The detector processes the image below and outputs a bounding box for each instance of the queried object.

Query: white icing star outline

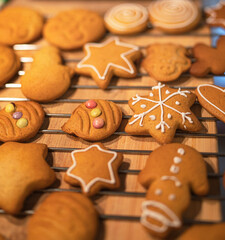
[67,144,117,193]
[77,37,139,80]
[129,83,193,133]
[205,1,225,25]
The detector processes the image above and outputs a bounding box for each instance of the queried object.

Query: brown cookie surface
[21,46,75,102]
[27,192,99,240]
[125,83,201,144]
[64,143,123,196]
[62,99,122,141]
[0,101,45,142]
[43,9,106,50]
[142,44,191,82]
[0,142,55,214]
[190,36,225,77]
[0,7,43,45]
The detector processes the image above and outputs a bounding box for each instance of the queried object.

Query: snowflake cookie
[125,83,202,144]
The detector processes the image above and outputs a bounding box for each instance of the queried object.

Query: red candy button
[93,117,105,129]
[85,100,97,109]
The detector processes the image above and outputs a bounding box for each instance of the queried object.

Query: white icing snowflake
[129,83,194,133]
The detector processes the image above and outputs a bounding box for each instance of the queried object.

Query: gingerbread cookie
[190,36,225,77]
[139,143,209,238]
[65,143,123,196]
[104,3,148,35]
[0,45,20,87]
[0,101,44,142]
[0,142,55,214]
[0,7,43,45]
[75,37,141,89]
[142,44,191,82]
[148,0,201,33]
[205,2,225,29]
[125,83,201,144]
[178,223,225,240]
[27,192,98,240]
[196,84,225,123]
[62,99,122,141]
[21,46,75,102]
[43,9,106,50]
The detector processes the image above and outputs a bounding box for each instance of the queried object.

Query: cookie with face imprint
[139,143,209,238]
[21,46,75,102]
[0,101,45,142]
[62,99,122,141]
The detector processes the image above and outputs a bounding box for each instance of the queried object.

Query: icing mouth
[141,200,181,233]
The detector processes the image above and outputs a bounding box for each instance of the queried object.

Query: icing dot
[155,189,162,195]
[173,156,182,164]
[13,111,23,119]
[177,148,185,155]
[184,125,187,129]
[170,165,179,174]
[141,104,146,109]
[149,115,156,121]
[91,108,102,118]
[85,100,97,109]
[16,118,28,128]
[175,182,182,187]
[5,103,15,113]
[166,90,170,94]
[175,101,180,105]
[168,194,176,201]
[149,93,154,97]
[93,117,104,129]
[167,113,172,119]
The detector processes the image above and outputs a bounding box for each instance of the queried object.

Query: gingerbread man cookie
[62,99,122,141]
[0,101,44,142]
[0,45,20,87]
[190,36,225,77]
[21,46,75,102]
[0,142,55,214]
[75,37,142,89]
[139,143,209,238]
[142,43,191,82]
[104,3,148,35]
[125,83,201,144]
[43,9,106,50]
[65,143,123,196]
[0,7,43,45]
[205,1,225,29]
[27,192,99,240]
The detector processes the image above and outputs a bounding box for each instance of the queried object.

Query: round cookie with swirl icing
[62,99,122,141]
[148,0,201,34]
[104,3,149,35]
[0,101,45,142]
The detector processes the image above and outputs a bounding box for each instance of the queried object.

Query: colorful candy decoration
[16,118,28,128]
[93,117,105,129]
[5,103,15,113]
[85,100,97,109]
[90,108,102,118]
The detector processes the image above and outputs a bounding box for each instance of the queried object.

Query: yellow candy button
[16,118,28,128]
[5,103,15,113]
[90,108,102,118]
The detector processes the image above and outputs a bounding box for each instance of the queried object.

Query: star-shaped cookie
[64,143,123,196]
[205,2,225,28]
[125,83,202,144]
[190,36,225,77]
[75,37,141,89]
[0,142,56,214]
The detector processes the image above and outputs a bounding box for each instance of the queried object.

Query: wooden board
[0,0,222,240]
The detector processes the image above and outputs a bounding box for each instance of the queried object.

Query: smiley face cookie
[125,83,201,144]
[62,99,122,141]
[43,9,106,50]
[27,192,98,240]
[139,143,209,238]
[0,45,20,87]
[75,37,142,89]
[0,142,55,214]
[21,46,75,102]
[0,101,45,142]
[65,143,123,196]
[104,3,148,35]
[142,44,191,82]
[0,7,43,45]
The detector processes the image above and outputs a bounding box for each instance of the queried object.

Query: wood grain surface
[0,0,222,240]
